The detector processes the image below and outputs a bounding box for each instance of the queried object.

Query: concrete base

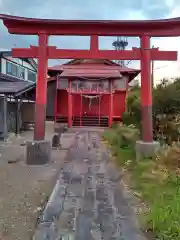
[26,140,52,165]
[52,133,60,148]
[136,140,160,160]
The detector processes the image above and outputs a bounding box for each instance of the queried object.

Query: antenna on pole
[112,37,128,66]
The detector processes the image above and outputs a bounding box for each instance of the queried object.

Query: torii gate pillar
[136,35,160,159]
[26,33,52,165]
[141,35,153,142]
[34,33,48,141]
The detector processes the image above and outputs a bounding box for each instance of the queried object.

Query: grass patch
[104,125,180,240]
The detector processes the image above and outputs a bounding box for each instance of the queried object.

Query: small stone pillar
[136,140,160,160]
[52,133,60,148]
[26,140,51,165]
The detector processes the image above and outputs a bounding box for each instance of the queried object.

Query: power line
[153,60,180,71]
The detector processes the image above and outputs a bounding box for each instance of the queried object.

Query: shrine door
[82,95,101,116]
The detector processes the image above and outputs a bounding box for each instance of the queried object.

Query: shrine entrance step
[72,116,109,127]
[56,116,68,123]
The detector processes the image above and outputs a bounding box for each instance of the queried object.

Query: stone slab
[52,133,60,148]
[26,140,52,165]
[136,140,160,160]
[33,131,147,240]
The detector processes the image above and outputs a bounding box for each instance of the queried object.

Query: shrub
[156,142,180,170]
[125,78,180,144]
[116,125,140,148]
[122,112,132,126]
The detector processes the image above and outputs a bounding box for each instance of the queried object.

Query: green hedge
[123,78,180,144]
[104,125,180,240]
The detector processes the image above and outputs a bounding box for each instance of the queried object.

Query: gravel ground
[0,122,74,240]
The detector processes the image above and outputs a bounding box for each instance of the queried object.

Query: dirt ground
[0,122,71,240]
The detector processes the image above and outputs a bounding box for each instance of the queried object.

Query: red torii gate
[0,15,179,145]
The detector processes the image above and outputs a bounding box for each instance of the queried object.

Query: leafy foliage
[123,78,180,144]
[104,125,180,240]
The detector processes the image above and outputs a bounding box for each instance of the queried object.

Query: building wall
[50,76,129,119]
[1,57,37,82]
[46,81,56,118]
[7,102,19,133]
[0,97,7,139]
[56,90,68,116]
[6,102,35,133]
[56,94,111,117]
[55,89,127,118]
[21,102,35,123]
[56,92,126,118]
[113,91,126,118]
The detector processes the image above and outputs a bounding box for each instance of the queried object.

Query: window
[28,70,36,82]
[17,67,25,79]
[6,61,25,79]
[7,62,12,75]
[7,61,17,76]
[58,79,68,89]
[113,77,127,90]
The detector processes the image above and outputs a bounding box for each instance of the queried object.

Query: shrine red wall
[100,95,110,116]
[56,90,126,118]
[72,95,81,116]
[56,90,68,116]
[71,95,110,116]
[113,91,126,118]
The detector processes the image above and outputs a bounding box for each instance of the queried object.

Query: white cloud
[151,37,180,83]
[123,10,147,20]
[165,0,175,9]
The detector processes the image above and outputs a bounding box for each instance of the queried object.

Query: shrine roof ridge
[1,14,180,37]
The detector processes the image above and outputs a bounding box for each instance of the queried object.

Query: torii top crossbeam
[1,14,180,36]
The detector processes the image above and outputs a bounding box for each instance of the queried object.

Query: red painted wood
[98,97,100,127]
[49,48,140,60]
[12,46,38,58]
[12,47,177,61]
[4,13,178,138]
[141,36,152,107]
[72,95,81,116]
[113,92,126,117]
[54,75,58,123]
[125,77,129,112]
[70,94,111,117]
[34,33,48,141]
[56,90,68,116]
[50,61,141,82]
[109,81,113,127]
[141,35,153,142]
[82,97,99,116]
[7,26,180,37]
[68,80,72,127]
[80,94,82,127]
[60,68,122,78]
[90,35,98,50]
[2,14,180,37]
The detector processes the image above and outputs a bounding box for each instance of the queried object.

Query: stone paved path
[34,130,146,240]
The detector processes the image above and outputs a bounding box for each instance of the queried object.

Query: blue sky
[0,0,180,82]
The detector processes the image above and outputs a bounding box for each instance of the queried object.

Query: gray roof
[0,79,35,96]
